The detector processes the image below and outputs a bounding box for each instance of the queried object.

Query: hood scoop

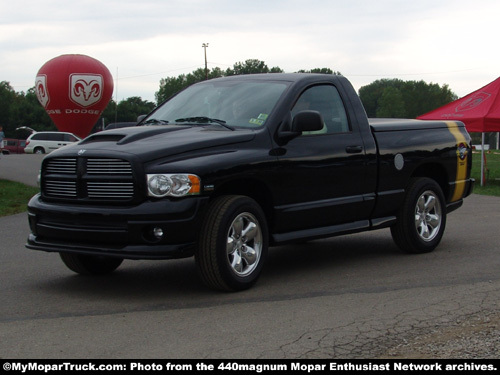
[80,126,189,145]
[117,126,189,145]
[80,134,125,144]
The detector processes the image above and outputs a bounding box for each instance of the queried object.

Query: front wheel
[195,195,268,291]
[60,253,123,275]
[391,178,447,254]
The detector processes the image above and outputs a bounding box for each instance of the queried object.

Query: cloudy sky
[2,0,500,104]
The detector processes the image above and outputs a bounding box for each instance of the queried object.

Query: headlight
[147,174,201,198]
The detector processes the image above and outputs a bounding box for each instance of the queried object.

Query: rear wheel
[391,178,446,254]
[34,147,45,154]
[195,195,268,291]
[60,253,123,275]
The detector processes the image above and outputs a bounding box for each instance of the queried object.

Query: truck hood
[55,125,256,160]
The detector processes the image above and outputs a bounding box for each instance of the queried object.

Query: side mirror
[137,114,147,123]
[291,110,324,132]
[277,110,324,144]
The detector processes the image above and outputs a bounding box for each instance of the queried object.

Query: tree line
[358,78,457,119]
[154,59,341,103]
[0,59,456,139]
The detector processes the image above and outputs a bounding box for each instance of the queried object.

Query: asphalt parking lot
[0,153,43,187]
[0,153,499,358]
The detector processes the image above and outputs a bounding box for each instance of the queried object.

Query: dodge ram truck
[26,73,474,291]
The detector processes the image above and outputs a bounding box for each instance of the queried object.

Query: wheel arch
[211,178,275,229]
[34,146,46,154]
[410,162,449,200]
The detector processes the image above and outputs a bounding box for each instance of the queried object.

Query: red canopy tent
[418,77,500,185]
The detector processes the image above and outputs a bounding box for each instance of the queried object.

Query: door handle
[345,145,363,154]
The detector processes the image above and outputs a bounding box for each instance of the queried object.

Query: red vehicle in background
[2,138,27,154]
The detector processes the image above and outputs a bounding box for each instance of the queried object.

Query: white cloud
[2,0,500,102]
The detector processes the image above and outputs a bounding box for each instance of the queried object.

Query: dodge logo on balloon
[36,54,114,138]
[70,74,103,107]
[36,74,50,108]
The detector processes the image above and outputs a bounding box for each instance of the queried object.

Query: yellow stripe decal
[446,121,468,202]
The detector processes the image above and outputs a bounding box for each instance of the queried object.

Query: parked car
[2,138,27,154]
[24,131,81,154]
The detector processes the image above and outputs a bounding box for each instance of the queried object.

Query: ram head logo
[455,92,491,112]
[70,74,103,107]
[35,74,50,108]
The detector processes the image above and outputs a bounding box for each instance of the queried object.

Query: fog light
[153,227,164,239]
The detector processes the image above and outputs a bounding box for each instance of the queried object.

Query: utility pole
[202,43,209,80]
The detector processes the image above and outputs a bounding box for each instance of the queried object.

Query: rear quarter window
[64,134,78,142]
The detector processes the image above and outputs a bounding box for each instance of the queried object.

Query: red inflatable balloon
[35,54,114,138]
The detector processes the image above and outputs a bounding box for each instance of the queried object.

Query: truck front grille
[42,157,136,202]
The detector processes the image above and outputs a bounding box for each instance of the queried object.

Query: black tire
[34,147,45,154]
[391,177,446,254]
[391,177,447,254]
[59,253,123,275]
[195,195,268,291]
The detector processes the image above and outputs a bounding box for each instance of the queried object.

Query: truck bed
[369,118,463,132]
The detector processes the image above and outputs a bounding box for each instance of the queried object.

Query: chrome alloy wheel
[226,212,263,277]
[414,190,442,242]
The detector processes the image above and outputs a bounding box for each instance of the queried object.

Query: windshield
[146,79,288,129]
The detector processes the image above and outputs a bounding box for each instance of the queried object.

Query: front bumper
[26,194,210,259]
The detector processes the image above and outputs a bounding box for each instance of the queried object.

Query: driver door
[273,84,369,235]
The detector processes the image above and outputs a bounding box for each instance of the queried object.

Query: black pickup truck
[27,73,474,291]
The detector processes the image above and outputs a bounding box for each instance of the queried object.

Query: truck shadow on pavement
[34,230,401,303]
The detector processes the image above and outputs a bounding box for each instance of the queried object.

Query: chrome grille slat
[45,158,77,174]
[44,180,77,197]
[43,157,135,201]
[87,182,134,199]
[87,159,132,175]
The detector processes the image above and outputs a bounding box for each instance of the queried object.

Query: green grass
[471,151,500,196]
[0,180,39,217]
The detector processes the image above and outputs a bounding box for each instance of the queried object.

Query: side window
[292,85,350,135]
[63,134,77,142]
[42,133,59,141]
